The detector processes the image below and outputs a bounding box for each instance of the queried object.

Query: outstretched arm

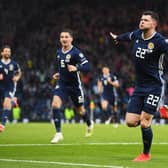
[110,30,137,43]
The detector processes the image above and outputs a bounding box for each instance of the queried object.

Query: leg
[126,112,140,127]
[0,97,12,132]
[71,86,93,137]
[140,111,153,154]
[2,97,12,125]
[76,105,91,127]
[76,105,94,137]
[133,111,153,162]
[101,99,109,116]
[51,95,63,143]
[52,95,62,132]
[101,100,111,123]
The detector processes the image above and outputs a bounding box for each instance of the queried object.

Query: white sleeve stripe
[129,32,133,40]
[80,60,88,65]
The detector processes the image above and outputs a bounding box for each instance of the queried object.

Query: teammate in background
[0,45,21,132]
[97,66,119,124]
[110,11,168,161]
[50,29,94,143]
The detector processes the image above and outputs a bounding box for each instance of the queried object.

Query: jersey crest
[65,54,71,63]
[148,42,154,50]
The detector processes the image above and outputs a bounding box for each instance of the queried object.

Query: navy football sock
[83,111,91,127]
[2,109,10,126]
[141,127,153,154]
[53,109,61,132]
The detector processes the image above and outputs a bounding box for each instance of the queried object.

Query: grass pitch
[0,123,168,168]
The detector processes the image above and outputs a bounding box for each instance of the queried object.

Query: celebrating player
[50,29,94,143]
[97,66,119,124]
[0,45,21,132]
[110,11,168,161]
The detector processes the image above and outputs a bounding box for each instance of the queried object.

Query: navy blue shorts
[101,94,117,106]
[53,83,84,107]
[0,85,16,100]
[127,89,162,115]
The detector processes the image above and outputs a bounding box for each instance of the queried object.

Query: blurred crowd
[0,0,168,122]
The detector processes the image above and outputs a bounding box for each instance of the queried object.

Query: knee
[76,106,85,115]
[126,119,139,127]
[52,101,61,109]
[3,101,11,109]
[102,106,107,111]
[101,103,108,110]
[140,120,151,128]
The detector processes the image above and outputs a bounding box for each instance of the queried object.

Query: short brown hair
[142,10,159,24]
[1,45,11,52]
[60,28,74,38]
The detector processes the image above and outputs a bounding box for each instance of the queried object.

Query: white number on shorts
[78,96,84,103]
[147,94,159,106]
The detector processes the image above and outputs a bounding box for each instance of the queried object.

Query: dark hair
[60,28,74,38]
[1,45,11,52]
[142,10,159,23]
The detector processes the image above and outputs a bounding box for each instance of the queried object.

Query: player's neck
[62,45,73,53]
[1,58,11,64]
[142,29,156,40]
[103,73,110,77]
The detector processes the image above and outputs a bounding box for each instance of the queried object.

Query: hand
[109,32,118,44]
[12,75,20,82]
[67,64,77,72]
[107,77,111,83]
[0,74,3,80]
[53,73,60,80]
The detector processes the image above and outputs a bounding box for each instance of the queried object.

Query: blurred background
[0,0,168,123]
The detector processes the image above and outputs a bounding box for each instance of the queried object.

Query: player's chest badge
[147,42,154,53]
[65,54,71,63]
[148,42,154,50]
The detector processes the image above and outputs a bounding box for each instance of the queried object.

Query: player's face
[60,32,73,48]
[139,15,157,31]
[1,48,11,59]
[102,67,110,75]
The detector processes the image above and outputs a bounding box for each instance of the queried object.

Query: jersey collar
[62,45,73,54]
[1,58,11,65]
[141,32,156,41]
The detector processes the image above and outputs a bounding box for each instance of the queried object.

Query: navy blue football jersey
[0,59,20,89]
[117,29,168,90]
[56,46,90,86]
[99,73,118,97]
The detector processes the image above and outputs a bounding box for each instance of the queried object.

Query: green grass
[0,123,168,168]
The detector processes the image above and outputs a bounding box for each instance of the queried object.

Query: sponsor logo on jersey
[148,42,154,50]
